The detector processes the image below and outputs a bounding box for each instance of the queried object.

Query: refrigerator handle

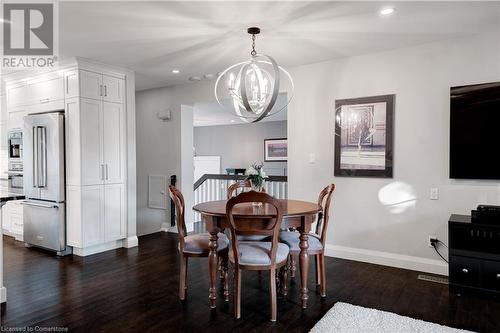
[33,127,39,188]
[39,126,47,188]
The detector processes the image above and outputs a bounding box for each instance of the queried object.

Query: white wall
[194,121,288,177]
[135,80,214,236]
[288,32,500,274]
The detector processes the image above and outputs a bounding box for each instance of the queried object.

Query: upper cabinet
[6,82,29,108]
[28,76,64,104]
[6,73,64,109]
[80,70,125,104]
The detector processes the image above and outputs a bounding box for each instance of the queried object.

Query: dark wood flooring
[1,232,499,332]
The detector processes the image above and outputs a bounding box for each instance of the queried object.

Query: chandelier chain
[251,34,257,56]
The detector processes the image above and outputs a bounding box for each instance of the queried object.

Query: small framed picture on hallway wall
[334,94,394,178]
[264,138,288,162]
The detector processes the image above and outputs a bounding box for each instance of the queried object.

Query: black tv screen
[450,82,500,180]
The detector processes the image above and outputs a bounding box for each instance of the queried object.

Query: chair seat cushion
[279,231,323,253]
[229,241,289,266]
[182,233,229,255]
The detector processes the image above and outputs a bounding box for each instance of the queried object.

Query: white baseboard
[123,236,138,248]
[324,244,448,276]
[1,286,6,303]
[73,240,123,257]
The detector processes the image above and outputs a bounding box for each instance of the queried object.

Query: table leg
[299,224,309,309]
[207,217,219,308]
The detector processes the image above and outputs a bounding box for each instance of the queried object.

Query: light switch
[309,153,316,164]
[430,188,439,200]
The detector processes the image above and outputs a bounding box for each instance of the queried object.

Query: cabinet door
[102,75,125,104]
[102,102,125,184]
[28,76,64,104]
[6,82,28,107]
[104,183,126,241]
[2,205,11,232]
[7,109,29,130]
[80,70,102,101]
[81,185,105,247]
[80,99,104,185]
[64,70,79,98]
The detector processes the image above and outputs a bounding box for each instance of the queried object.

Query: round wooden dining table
[193,199,321,309]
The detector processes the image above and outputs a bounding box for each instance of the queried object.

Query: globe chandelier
[214,27,294,123]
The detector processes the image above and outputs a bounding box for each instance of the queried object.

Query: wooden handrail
[194,174,287,191]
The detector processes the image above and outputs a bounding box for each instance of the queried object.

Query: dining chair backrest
[315,184,336,244]
[227,180,266,199]
[168,185,187,249]
[226,191,283,267]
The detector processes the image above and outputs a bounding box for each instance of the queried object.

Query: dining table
[193,199,321,309]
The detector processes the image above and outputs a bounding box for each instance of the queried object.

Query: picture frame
[334,94,394,178]
[264,138,287,162]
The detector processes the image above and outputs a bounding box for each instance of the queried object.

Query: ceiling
[59,1,500,91]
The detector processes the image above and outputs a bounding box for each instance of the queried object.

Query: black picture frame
[264,138,287,162]
[334,94,394,178]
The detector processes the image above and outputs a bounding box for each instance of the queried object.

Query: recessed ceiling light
[230,120,236,123]
[172,69,180,74]
[189,76,202,82]
[380,7,395,15]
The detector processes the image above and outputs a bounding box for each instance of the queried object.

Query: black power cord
[431,240,449,263]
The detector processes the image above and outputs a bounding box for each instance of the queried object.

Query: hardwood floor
[1,232,500,332]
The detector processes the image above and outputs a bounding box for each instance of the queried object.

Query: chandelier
[214,27,294,123]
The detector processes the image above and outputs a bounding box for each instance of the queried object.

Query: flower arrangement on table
[245,163,269,192]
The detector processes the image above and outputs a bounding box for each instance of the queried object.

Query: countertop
[0,188,25,203]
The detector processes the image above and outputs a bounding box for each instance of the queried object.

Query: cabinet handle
[99,85,103,97]
[104,85,107,97]
[40,98,49,103]
[462,268,469,274]
[105,164,109,180]
[100,164,105,180]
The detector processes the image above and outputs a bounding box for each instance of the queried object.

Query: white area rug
[310,302,474,333]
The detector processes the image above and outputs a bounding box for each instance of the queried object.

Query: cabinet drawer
[450,256,480,287]
[28,76,64,104]
[481,260,500,291]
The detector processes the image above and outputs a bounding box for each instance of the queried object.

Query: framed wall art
[264,138,287,162]
[334,94,394,178]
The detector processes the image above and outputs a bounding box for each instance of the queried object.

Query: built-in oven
[8,130,23,190]
[8,130,23,161]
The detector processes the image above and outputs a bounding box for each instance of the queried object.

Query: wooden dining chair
[169,185,230,301]
[279,184,335,297]
[228,180,268,242]
[226,191,289,322]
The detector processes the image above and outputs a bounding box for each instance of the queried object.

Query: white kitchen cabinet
[103,102,125,184]
[6,82,28,108]
[28,76,64,104]
[7,108,29,130]
[1,201,23,240]
[64,70,79,99]
[104,183,126,241]
[67,183,125,247]
[80,98,104,186]
[102,75,125,104]
[80,70,103,101]
[67,98,125,186]
[80,70,124,104]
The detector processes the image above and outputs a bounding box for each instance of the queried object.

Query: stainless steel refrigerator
[23,111,68,254]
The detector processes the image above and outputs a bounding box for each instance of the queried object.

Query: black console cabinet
[449,214,500,295]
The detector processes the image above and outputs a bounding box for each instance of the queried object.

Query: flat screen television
[450,81,500,180]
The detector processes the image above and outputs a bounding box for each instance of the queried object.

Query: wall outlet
[430,188,439,200]
[309,153,316,164]
[428,236,438,247]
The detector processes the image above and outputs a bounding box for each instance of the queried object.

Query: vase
[250,181,264,207]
